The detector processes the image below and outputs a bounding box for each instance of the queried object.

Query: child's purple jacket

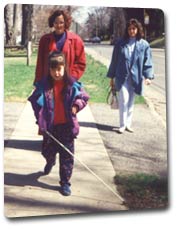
[28,76,89,137]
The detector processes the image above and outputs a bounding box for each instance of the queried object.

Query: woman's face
[128,25,138,38]
[53,15,65,35]
[50,65,64,81]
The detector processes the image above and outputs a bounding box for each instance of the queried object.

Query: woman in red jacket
[34,9,86,84]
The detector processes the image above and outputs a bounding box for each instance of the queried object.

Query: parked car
[90,36,101,43]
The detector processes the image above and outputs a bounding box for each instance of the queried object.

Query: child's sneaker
[60,184,71,196]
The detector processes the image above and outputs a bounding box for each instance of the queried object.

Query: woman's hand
[110,78,115,89]
[145,78,152,85]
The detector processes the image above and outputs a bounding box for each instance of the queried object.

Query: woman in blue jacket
[107,18,154,133]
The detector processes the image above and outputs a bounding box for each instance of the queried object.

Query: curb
[144,96,166,128]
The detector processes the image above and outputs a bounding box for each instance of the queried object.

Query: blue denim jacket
[107,38,154,95]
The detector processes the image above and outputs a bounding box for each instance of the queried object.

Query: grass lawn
[4,54,36,102]
[150,36,165,49]
[114,173,168,209]
[82,55,110,103]
[4,52,145,104]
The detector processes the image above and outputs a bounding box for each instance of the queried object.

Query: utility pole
[96,16,98,37]
[144,9,150,40]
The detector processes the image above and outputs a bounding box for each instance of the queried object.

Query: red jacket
[34,30,86,83]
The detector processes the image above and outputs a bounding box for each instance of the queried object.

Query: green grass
[82,54,145,104]
[114,173,168,209]
[82,55,110,103]
[4,54,36,102]
[150,36,165,48]
[4,52,145,103]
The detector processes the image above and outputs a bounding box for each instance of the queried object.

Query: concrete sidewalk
[4,101,127,218]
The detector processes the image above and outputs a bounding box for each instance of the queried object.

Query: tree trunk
[4,4,21,45]
[4,4,13,45]
[21,4,33,46]
[112,8,126,40]
[12,4,18,43]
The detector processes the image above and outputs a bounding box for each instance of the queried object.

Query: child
[28,51,89,196]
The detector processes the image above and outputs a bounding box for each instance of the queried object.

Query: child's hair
[48,51,65,69]
[48,51,70,88]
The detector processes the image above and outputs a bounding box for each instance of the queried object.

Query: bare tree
[4,4,12,45]
[13,5,18,39]
[85,7,110,39]
[109,7,126,41]
[32,5,79,43]
[4,4,19,45]
[21,4,33,46]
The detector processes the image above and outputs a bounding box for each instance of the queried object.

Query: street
[85,43,167,125]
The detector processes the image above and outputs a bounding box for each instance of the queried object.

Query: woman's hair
[48,9,72,29]
[124,18,144,40]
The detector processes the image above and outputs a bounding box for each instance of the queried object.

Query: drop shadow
[4,139,42,152]
[4,171,59,191]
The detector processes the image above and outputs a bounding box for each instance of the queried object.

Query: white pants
[117,77,135,129]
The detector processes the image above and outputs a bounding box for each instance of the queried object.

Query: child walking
[28,51,89,196]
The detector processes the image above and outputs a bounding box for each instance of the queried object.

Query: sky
[72,6,91,24]
[71,6,102,24]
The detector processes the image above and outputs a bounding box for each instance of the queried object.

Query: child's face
[50,65,64,81]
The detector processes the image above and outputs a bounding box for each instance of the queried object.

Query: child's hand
[72,105,78,115]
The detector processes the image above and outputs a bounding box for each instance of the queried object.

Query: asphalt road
[89,103,167,177]
[85,44,167,177]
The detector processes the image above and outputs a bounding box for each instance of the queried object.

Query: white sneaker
[126,127,134,133]
[117,127,125,134]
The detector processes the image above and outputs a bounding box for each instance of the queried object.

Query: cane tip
[120,199,126,205]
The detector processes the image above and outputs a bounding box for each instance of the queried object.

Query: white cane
[45,130,125,204]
